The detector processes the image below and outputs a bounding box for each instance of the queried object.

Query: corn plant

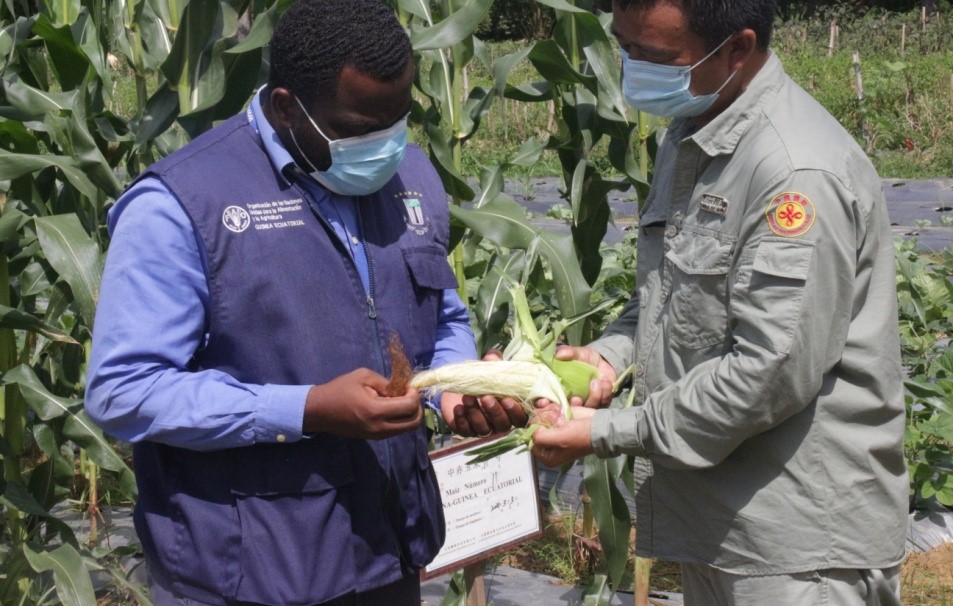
[0,0,278,602]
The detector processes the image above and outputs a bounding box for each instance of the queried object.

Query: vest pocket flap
[230,442,355,496]
[752,238,815,281]
[403,247,459,290]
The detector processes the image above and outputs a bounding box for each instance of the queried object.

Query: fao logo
[222,206,251,233]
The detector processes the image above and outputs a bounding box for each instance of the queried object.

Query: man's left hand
[532,407,596,467]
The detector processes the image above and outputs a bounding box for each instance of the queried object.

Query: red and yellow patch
[766,192,816,237]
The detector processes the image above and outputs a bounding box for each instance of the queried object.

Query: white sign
[423,436,543,578]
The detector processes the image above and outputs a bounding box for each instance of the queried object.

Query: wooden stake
[852,51,871,153]
[901,23,907,56]
[634,556,654,606]
[828,20,837,57]
[463,563,487,606]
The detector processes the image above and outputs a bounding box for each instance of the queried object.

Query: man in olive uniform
[531,0,908,604]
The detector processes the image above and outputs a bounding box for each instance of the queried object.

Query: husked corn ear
[549,358,600,400]
[410,360,568,411]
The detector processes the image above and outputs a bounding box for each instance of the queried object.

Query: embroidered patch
[396,191,429,235]
[699,194,730,216]
[222,205,251,233]
[766,192,816,238]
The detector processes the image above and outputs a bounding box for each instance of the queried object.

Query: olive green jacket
[589,52,907,573]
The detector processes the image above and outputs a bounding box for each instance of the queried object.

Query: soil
[903,543,953,605]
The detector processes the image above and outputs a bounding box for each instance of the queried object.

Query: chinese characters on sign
[423,437,543,578]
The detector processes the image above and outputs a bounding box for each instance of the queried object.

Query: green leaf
[75,10,111,85]
[136,1,175,71]
[135,83,181,147]
[27,458,70,512]
[2,73,78,116]
[0,304,79,344]
[451,195,592,343]
[0,152,99,200]
[423,114,475,201]
[0,207,29,240]
[160,0,223,115]
[34,214,103,329]
[2,475,52,517]
[395,0,434,22]
[4,364,80,421]
[528,39,598,92]
[921,413,953,443]
[510,137,547,168]
[32,12,89,91]
[473,255,527,354]
[580,573,613,606]
[61,409,132,476]
[492,45,533,97]
[410,0,493,50]
[583,454,632,587]
[533,0,589,14]
[905,379,953,415]
[23,544,97,606]
[227,0,292,54]
[579,13,629,122]
[42,0,81,25]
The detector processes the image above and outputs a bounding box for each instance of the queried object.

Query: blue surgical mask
[621,36,737,118]
[290,95,408,196]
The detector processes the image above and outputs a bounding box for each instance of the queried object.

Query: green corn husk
[463,425,540,465]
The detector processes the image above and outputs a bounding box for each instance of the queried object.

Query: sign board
[422,435,544,579]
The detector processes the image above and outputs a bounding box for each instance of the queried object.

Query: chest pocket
[664,226,735,349]
[400,245,459,362]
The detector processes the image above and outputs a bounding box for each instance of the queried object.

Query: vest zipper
[355,201,387,375]
[355,201,398,539]
[295,178,386,372]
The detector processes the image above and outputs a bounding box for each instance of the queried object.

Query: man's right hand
[303,368,422,440]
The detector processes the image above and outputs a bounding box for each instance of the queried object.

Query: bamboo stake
[921,6,927,31]
[901,23,906,56]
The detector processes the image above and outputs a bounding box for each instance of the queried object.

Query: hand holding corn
[545,345,617,409]
[531,406,598,468]
[439,349,530,437]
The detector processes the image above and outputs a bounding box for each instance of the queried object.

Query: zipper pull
[367,295,378,319]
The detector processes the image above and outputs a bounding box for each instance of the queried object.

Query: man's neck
[691,49,770,129]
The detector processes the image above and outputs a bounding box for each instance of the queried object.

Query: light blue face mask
[290,95,408,196]
[621,36,737,119]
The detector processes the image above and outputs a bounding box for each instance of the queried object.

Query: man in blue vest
[86,1,486,604]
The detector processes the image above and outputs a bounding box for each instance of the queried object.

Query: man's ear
[728,28,758,71]
[269,87,299,130]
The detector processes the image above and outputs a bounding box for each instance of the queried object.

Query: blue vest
[130,114,457,605]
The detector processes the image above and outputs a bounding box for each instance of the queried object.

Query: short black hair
[268,0,412,104]
[612,0,777,50]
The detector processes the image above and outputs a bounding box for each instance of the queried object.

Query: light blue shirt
[85,91,476,451]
